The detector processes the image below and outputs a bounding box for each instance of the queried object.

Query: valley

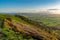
[0,13,60,40]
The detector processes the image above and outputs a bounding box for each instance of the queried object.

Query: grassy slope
[12,14,60,39]
[0,14,60,40]
[0,14,35,40]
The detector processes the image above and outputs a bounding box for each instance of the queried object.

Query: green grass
[10,16,35,27]
[0,14,36,40]
[0,26,35,40]
[29,16,60,27]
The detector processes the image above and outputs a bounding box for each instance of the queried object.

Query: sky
[0,0,60,13]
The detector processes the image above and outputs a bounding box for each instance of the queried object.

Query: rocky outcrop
[4,18,58,40]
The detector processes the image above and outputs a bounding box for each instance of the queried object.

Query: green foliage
[0,26,35,40]
[2,27,21,40]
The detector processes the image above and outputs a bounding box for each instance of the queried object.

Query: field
[19,13,60,27]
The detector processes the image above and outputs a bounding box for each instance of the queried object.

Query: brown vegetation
[4,17,58,40]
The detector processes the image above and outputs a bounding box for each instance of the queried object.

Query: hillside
[0,14,60,40]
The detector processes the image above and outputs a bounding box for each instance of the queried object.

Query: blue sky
[0,0,60,13]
